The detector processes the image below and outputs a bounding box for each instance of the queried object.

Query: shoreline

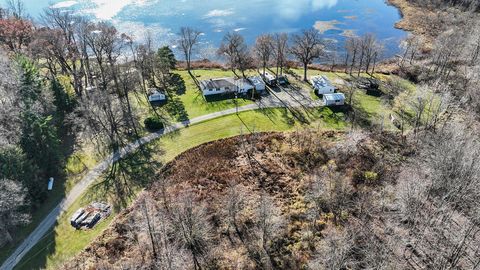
[387,0,440,49]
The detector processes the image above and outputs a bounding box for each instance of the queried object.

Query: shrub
[144,116,164,131]
[364,171,379,184]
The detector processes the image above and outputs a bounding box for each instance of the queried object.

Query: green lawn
[14,106,346,270]
[135,69,258,124]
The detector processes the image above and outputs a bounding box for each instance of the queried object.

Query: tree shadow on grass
[236,114,253,133]
[279,107,297,127]
[84,142,164,212]
[13,221,58,270]
[342,104,374,128]
[204,92,248,102]
[256,105,279,124]
[164,95,190,123]
[169,73,187,95]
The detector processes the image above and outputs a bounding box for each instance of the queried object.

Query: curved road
[1,89,322,270]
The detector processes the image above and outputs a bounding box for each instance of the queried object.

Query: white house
[200,78,236,96]
[323,93,345,106]
[235,78,255,94]
[310,75,335,95]
[200,77,263,96]
[148,88,167,102]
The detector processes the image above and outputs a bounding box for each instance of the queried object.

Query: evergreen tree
[157,46,177,71]
[20,112,61,179]
[50,78,76,117]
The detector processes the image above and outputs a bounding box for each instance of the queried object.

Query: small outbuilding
[248,76,266,92]
[323,93,346,106]
[148,88,167,102]
[310,75,335,95]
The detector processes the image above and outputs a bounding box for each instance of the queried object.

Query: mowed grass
[135,69,257,121]
[175,69,255,118]
[14,106,346,270]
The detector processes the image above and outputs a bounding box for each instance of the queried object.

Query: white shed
[148,88,167,102]
[323,93,345,106]
[310,75,335,95]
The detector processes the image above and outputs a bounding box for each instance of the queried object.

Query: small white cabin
[248,76,266,92]
[323,93,345,106]
[310,75,335,95]
[148,88,167,102]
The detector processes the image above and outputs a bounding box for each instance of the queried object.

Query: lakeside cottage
[310,75,335,95]
[249,76,266,91]
[200,77,265,96]
[148,88,167,102]
[323,93,345,106]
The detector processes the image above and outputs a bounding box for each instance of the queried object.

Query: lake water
[21,0,406,58]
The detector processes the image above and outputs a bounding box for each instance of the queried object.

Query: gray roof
[200,78,235,89]
[323,93,345,101]
[311,75,333,88]
[248,76,265,85]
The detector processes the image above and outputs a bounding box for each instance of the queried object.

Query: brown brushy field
[63,130,410,269]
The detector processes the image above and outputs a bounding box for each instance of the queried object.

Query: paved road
[0,87,322,270]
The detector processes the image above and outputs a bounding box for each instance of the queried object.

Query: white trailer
[310,75,335,95]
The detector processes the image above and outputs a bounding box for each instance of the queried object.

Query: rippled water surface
[24,0,406,56]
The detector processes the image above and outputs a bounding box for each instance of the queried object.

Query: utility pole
[235,92,238,115]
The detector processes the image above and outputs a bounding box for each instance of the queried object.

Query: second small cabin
[323,93,345,106]
[148,88,167,103]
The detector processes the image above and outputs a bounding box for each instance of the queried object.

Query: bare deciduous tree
[273,33,289,78]
[290,29,325,81]
[170,191,212,270]
[253,34,273,76]
[178,27,201,74]
[217,32,251,78]
[0,179,30,247]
